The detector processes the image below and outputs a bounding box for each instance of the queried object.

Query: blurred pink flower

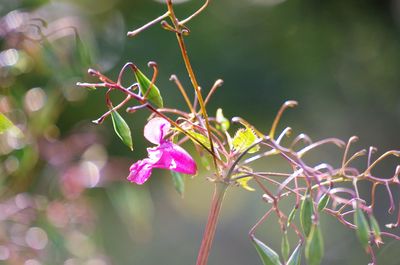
[128,117,197,184]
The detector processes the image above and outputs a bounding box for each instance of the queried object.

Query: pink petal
[144,117,171,145]
[127,159,154,185]
[150,142,197,175]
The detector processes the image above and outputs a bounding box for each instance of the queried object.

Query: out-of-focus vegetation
[0,0,399,264]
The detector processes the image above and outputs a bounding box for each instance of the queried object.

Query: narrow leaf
[134,67,163,108]
[0,113,15,133]
[0,113,22,136]
[354,207,371,251]
[287,207,297,228]
[305,225,324,265]
[281,232,290,262]
[232,128,259,154]
[236,177,255,191]
[75,34,91,67]
[216,108,230,132]
[171,171,185,197]
[317,193,330,212]
[188,131,211,150]
[286,244,302,265]
[300,193,313,236]
[252,236,282,265]
[111,110,133,150]
[369,215,382,243]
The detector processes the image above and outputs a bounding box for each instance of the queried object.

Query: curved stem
[196,182,228,265]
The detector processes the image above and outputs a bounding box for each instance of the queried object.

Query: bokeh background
[1,0,400,264]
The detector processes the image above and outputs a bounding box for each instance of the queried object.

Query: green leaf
[286,244,302,265]
[369,215,382,242]
[0,113,22,136]
[287,207,297,228]
[317,193,330,212]
[111,110,133,150]
[281,232,290,262]
[252,236,282,265]
[0,113,15,133]
[75,34,91,68]
[171,171,185,197]
[232,128,259,154]
[134,67,163,108]
[354,207,371,251]
[305,225,324,265]
[235,176,255,191]
[188,131,211,150]
[200,154,211,170]
[216,108,230,132]
[300,193,313,236]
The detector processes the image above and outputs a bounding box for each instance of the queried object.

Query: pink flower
[127,117,197,184]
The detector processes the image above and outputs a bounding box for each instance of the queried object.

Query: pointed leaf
[0,113,22,136]
[75,34,91,68]
[300,193,313,236]
[216,108,230,132]
[287,207,297,228]
[171,171,185,197]
[281,232,290,262]
[369,215,382,243]
[0,113,15,133]
[286,244,302,265]
[134,67,163,108]
[111,110,133,150]
[236,176,255,191]
[317,193,330,212]
[252,236,282,265]
[233,128,259,154]
[354,207,371,251]
[188,130,211,150]
[305,225,324,265]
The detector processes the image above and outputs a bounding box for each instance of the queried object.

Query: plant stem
[196,182,228,265]
[166,1,219,174]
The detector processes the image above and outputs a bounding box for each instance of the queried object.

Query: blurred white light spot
[0,245,10,260]
[64,259,79,265]
[66,231,95,258]
[15,193,32,209]
[62,85,87,102]
[5,10,25,30]
[82,144,108,169]
[0,97,12,113]
[10,223,27,246]
[24,259,41,265]
[0,49,19,67]
[24,87,47,112]
[80,161,100,188]
[6,129,25,150]
[46,201,68,228]
[85,258,107,265]
[4,156,19,174]
[25,227,48,250]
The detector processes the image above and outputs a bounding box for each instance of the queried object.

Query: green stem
[196,182,228,265]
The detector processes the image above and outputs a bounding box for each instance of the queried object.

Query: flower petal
[127,159,154,185]
[151,142,197,175]
[144,117,171,145]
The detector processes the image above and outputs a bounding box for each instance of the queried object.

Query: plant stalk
[196,182,228,265]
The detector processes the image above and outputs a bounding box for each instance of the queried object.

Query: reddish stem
[196,182,228,265]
